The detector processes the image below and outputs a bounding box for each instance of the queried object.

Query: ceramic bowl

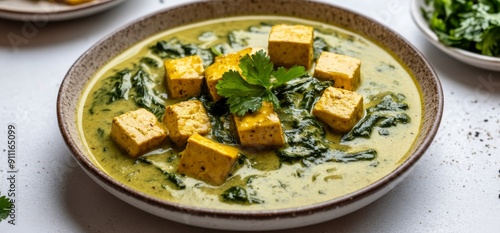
[57,0,443,230]
[410,0,500,71]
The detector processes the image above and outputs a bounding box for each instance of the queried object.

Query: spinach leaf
[164,172,186,190]
[312,36,349,60]
[150,38,216,67]
[108,69,132,103]
[140,57,161,68]
[137,156,186,190]
[342,92,411,141]
[131,69,165,119]
[106,68,166,119]
[198,95,239,144]
[221,186,264,204]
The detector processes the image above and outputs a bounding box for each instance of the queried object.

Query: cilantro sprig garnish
[216,50,307,116]
[0,193,11,222]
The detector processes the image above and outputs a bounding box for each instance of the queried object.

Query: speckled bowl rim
[57,0,443,225]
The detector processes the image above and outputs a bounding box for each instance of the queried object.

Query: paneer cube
[233,102,285,148]
[204,48,253,101]
[313,87,364,133]
[314,52,361,91]
[268,24,314,69]
[163,99,211,147]
[177,133,240,186]
[164,55,204,99]
[110,108,168,157]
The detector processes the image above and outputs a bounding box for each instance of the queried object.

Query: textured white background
[0,0,499,232]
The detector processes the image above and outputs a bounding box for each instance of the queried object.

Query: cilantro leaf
[273,66,307,86]
[216,70,266,98]
[227,96,264,116]
[477,26,500,56]
[216,70,266,116]
[239,50,273,88]
[0,194,11,222]
[262,90,280,110]
[216,49,307,116]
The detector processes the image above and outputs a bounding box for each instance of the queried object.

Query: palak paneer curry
[78,16,422,210]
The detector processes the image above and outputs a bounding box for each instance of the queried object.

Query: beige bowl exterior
[57,0,443,230]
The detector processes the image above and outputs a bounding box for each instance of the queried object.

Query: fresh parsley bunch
[423,0,500,56]
[216,50,307,116]
[0,193,11,222]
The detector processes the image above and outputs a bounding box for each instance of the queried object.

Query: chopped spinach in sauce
[342,92,411,141]
[221,186,264,205]
[274,77,377,166]
[138,155,186,190]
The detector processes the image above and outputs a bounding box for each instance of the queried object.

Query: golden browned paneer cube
[233,102,285,148]
[110,108,168,157]
[204,48,253,101]
[313,87,364,133]
[268,24,314,69]
[164,55,204,99]
[177,133,240,186]
[314,52,361,91]
[163,100,211,147]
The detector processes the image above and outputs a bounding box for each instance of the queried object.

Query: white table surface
[0,0,499,232]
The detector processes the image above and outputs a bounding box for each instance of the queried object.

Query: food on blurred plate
[48,0,94,5]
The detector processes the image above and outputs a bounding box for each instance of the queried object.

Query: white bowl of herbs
[411,0,500,71]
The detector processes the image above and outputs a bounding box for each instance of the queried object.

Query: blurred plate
[410,0,500,71]
[0,0,127,21]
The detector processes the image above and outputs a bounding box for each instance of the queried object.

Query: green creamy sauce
[79,16,422,210]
